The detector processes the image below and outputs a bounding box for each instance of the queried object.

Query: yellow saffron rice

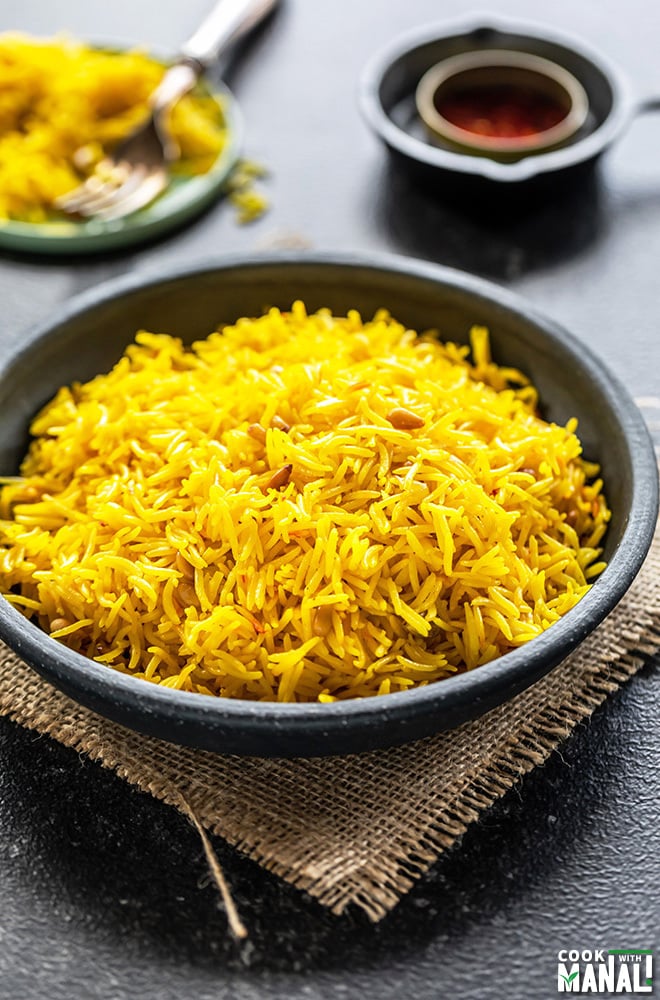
[0,305,610,702]
[0,33,227,222]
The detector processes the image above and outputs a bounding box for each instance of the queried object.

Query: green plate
[0,82,243,255]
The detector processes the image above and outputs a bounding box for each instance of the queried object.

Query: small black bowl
[0,253,656,757]
[359,15,660,199]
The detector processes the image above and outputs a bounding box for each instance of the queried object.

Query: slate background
[0,1,658,997]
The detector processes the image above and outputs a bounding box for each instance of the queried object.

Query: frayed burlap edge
[1,520,660,924]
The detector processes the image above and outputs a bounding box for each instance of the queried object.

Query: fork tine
[55,175,115,213]
[62,165,148,218]
[55,160,131,213]
[93,170,168,221]
[70,165,149,218]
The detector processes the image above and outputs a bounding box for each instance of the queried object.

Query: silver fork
[56,0,278,222]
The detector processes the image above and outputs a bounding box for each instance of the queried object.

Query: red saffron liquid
[436,85,567,139]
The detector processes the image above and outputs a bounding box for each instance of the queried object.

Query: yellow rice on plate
[0,33,227,223]
[0,304,610,703]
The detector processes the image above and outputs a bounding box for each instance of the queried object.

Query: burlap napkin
[1,521,659,926]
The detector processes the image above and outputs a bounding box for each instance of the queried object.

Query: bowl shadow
[372,154,605,281]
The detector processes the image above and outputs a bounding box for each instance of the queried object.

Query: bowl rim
[414,49,590,157]
[0,250,656,750]
[358,13,634,182]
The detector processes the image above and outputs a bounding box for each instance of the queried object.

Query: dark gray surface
[0,0,659,997]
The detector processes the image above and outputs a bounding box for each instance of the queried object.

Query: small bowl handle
[634,96,660,117]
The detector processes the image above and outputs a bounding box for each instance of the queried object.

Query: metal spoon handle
[180,0,278,71]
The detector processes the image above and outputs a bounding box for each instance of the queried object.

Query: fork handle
[180,0,279,71]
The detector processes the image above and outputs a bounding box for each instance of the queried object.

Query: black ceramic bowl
[359,15,660,198]
[0,253,656,757]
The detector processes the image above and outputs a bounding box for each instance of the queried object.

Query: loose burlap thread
[1,521,659,924]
